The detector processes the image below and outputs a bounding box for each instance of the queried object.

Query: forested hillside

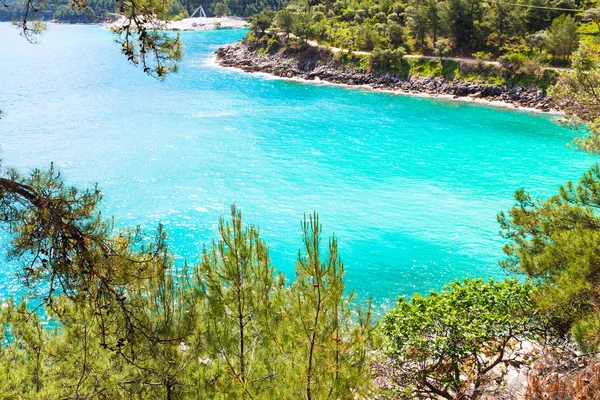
[0,0,115,22]
[179,0,288,17]
[0,0,288,22]
[249,0,600,66]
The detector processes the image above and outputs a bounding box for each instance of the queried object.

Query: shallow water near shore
[0,23,595,310]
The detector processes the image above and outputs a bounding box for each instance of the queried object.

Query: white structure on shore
[108,13,248,31]
[190,5,207,19]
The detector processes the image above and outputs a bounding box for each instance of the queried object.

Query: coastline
[107,16,248,31]
[215,40,563,115]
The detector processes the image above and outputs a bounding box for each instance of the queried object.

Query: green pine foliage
[0,0,119,23]
[550,42,600,153]
[546,14,580,61]
[0,167,374,399]
[2,0,184,78]
[196,205,281,397]
[499,164,600,352]
[0,0,289,22]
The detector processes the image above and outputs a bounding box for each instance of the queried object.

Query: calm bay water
[0,23,594,310]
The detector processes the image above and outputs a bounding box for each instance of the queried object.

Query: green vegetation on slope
[178,0,289,18]
[550,42,600,152]
[248,0,600,69]
[0,0,289,22]
[1,0,118,23]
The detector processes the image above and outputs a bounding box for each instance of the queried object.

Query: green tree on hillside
[169,0,190,19]
[499,164,600,352]
[276,8,295,37]
[526,30,550,53]
[406,0,430,50]
[213,2,230,16]
[546,14,579,61]
[426,0,442,46]
[440,0,484,51]
[550,42,600,153]
[251,8,276,33]
[482,0,528,49]
[386,22,404,47]
[292,11,316,42]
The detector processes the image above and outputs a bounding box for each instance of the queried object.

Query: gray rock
[215,41,558,112]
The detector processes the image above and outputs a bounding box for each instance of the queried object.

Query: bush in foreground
[379,278,549,399]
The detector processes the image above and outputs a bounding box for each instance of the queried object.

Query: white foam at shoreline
[208,53,563,117]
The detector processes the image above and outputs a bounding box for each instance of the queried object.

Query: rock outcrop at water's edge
[216,41,558,112]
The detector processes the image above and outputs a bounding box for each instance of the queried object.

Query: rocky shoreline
[216,41,558,112]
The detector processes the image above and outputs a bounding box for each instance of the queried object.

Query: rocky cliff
[216,41,558,112]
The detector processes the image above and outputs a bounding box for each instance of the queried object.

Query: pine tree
[284,213,373,399]
[196,204,279,398]
[0,166,375,399]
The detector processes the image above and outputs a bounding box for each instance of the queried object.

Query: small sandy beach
[108,16,248,31]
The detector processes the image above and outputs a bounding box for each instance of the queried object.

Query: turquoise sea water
[0,23,595,310]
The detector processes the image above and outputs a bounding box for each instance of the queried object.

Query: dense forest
[0,0,116,23]
[179,0,289,18]
[247,0,600,66]
[0,0,289,22]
